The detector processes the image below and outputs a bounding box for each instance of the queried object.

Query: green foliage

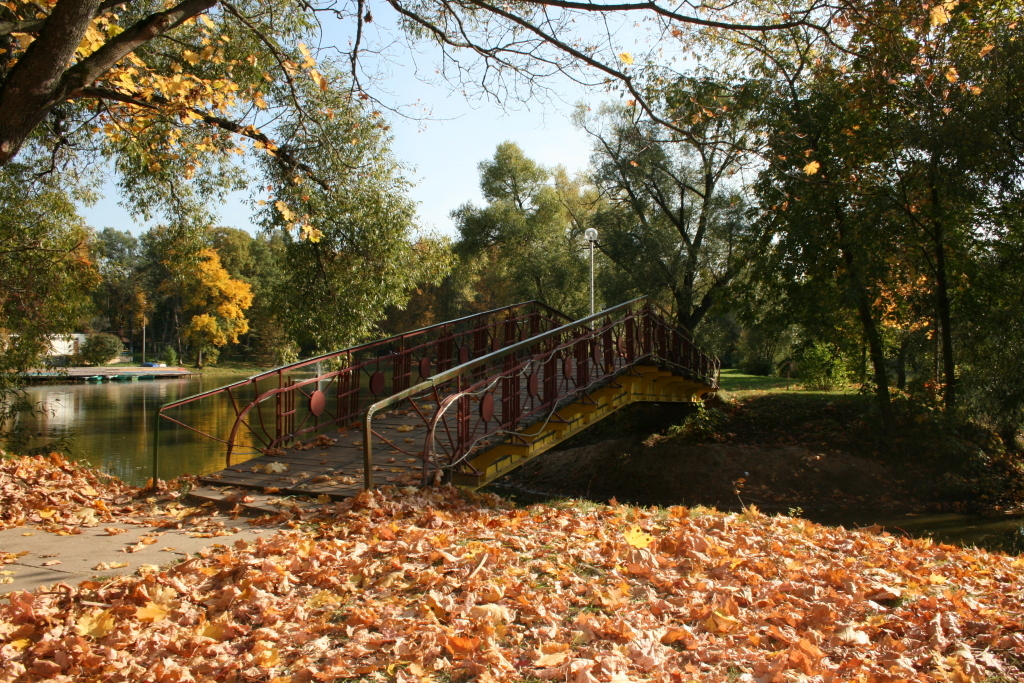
[799,342,851,392]
[259,64,452,353]
[79,333,124,366]
[160,346,178,367]
[0,165,96,448]
[666,403,726,442]
[578,88,757,332]
[450,142,591,318]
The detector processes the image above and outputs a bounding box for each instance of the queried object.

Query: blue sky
[77,8,605,237]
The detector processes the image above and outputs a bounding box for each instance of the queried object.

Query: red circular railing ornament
[491,335,501,352]
[479,393,495,421]
[592,342,602,363]
[459,346,470,364]
[309,390,326,417]
[527,373,539,398]
[419,357,432,379]
[369,371,386,395]
[562,357,573,379]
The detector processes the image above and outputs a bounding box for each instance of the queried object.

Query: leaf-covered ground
[2,454,1024,682]
[0,452,261,540]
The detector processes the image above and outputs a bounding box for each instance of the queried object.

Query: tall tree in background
[259,66,452,353]
[181,248,253,366]
[90,228,147,336]
[750,0,1024,428]
[580,78,759,332]
[452,142,593,318]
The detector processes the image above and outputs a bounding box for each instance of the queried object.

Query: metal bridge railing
[150,301,571,483]
[362,297,720,488]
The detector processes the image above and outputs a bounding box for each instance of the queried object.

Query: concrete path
[0,519,287,595]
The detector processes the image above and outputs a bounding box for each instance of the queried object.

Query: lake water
[9,374,255,486]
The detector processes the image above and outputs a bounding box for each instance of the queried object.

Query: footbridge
[153,297,719,501]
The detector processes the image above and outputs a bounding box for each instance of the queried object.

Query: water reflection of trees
[7,376,256,485]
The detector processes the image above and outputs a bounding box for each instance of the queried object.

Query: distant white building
[47,334,88,357]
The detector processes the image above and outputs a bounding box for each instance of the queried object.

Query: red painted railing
[151,301,571,480]
[361,297,719,487]
[151,298,719,487]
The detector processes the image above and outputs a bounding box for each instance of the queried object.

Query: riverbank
[1,454,1023,682]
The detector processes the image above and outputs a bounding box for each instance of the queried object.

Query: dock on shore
[20,367,199,383]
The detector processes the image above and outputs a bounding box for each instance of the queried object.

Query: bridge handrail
[150,299,571,484]
[361,296,719,488]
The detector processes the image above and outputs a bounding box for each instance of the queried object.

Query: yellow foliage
[182,248,253,349]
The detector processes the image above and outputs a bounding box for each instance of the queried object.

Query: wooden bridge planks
[197,407,430,500]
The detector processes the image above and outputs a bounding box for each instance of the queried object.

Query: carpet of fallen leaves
[0,453,244,538]
[3,467,1024,683]
[0,452,143,530]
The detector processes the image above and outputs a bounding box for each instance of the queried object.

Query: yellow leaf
[930,1,957,26]
[200,14,215,29]
[201,621,228,640]
[298,42,316,68]
[535,651,569,667]
[945,67,959,83]
[274,201,295,222]
[979,44,994,58]
[624,525,653,549]
[37,508,57,519]
[305,590,343,609]
[309,68,328,92]
[136,601,169,623]
[264,461,289,474]
[618,52,634,65]
[299,225,324,242]
[76,610,116,638]
[182,50,199,65]
[927,573,947,585]
[803,160,821,175]
[704,610,741,634]
[10,638,31,651]
[12,32,33,49]
[315,494,332,504]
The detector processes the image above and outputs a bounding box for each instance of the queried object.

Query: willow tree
[0,165,96,449]
[258,65,452,353]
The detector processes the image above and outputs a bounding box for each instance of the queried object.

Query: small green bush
[799,341,850,391]
[79,333,123,366]
[160,346,178,366]
[666,402,726,442]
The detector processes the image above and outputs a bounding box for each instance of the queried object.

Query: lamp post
[584,227,598,316]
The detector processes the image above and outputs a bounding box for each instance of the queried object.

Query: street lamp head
[584,228,598,242]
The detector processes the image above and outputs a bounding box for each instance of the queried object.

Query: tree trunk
[932,221,956,408]
[896,337,909,390]
[838,224,893,429]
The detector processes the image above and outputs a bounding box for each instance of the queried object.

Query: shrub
[160,346,178,366]
[799,341,850,391]
[79,333,123,366]
[665,402,726,442]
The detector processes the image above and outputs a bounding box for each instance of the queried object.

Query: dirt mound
[500,437,915,514]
